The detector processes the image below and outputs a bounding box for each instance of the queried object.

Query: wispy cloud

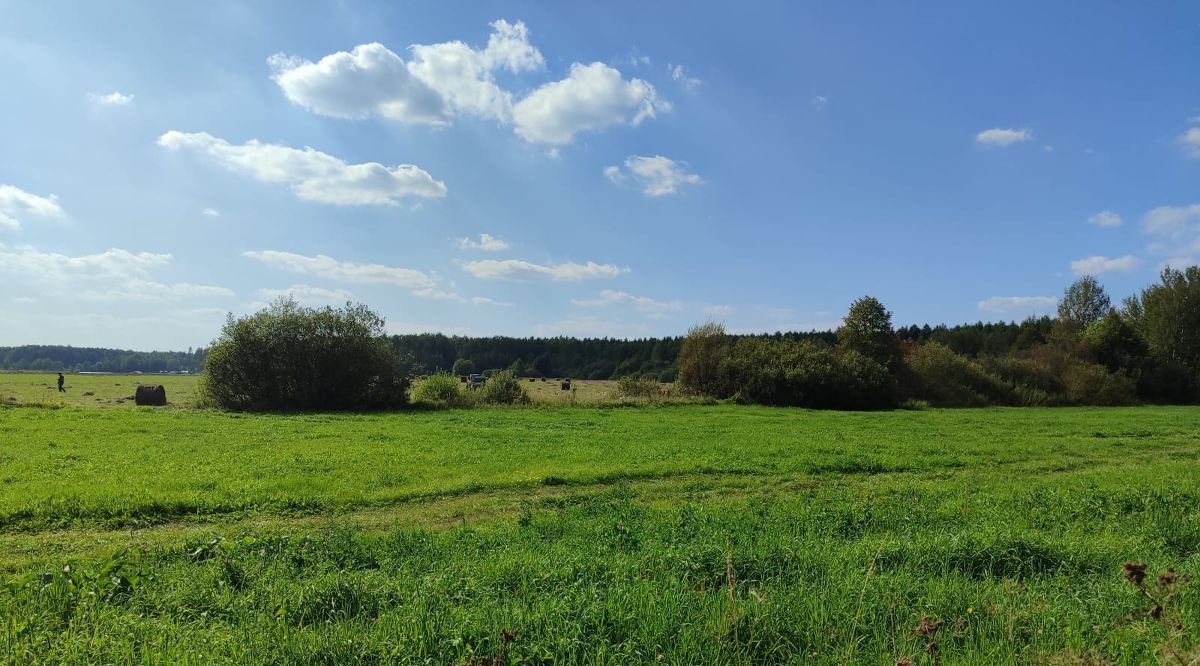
[1087,210,1122,227]
[88,91,134,106]
[975,127,1033,146]
[1180,127,1200,159]
[0,246,232,302]
[158,131,446,205]
[572,289,682,315]
[462,258,629,281]
[1070,255,1139,275]
[244,250,434,288]
[0,184,63,230]
[455,233,510,251]
[669,63,702,91]
[257,284,355,305]
[976,295,1057,314]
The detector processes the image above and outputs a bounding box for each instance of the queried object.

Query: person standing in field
[57,373,65,392]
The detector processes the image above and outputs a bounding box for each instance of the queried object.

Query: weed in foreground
[1123,561,1195,664]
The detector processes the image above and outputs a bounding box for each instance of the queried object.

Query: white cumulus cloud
[200,207,221,217]
[605,155,700,196]
[158,131,446,205]
[0,184,64,230]
[462,258,629,281]
[975,128,1033,146]
[269,20,543,125]
[1070,255,1139,276]
[704,304,734,316]
[268,21,665,147]
[1087,210,1122,227]
[455,233,510,251]
[512,62,668,144]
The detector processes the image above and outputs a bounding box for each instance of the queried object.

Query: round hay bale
[134,384,167,406]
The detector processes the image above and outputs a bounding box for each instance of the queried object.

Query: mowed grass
[0,373,624,409]
[0,402,1198,663]
[0,373,201,409]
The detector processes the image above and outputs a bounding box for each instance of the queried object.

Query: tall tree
[1058,275,1111,330]
[677,321,729,396]
[1125,266,1200,372]
[837,296,900,369]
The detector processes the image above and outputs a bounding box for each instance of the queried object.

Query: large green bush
[1082,311,1147,373]
[412,373,473,409]
[903,342,1013,407]
[1062,362,1138,406]
[478,370,530,405]
[613,376,662,400]
[199,299,411,411]
[717,338,895,409]
[677,321,729,397]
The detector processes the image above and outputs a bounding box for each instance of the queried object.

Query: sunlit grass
[0,402,1197,663]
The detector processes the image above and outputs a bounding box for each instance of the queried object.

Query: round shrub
[450,358,475,376]
[199,298,411,411]
[613,376,661,400]
[412,373,473,409]
[478,370,530,405]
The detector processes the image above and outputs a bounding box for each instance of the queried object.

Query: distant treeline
[0,319,1059,378]
[0,346,206,373]
[387,320,1056,381]
[0,312,1104,381]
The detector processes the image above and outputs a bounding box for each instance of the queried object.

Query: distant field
[0,373,633,408]
[0,372,201,408]
[1,402,1198,663]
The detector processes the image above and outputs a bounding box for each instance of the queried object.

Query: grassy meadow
[0,374,1198,663]
[0,373,620,409]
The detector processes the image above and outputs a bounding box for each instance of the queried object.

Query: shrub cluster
[612,376,663,400]
[477,371,530,405]
[199,299,411,411]
[678,329,895,409]
[677,272,1199,410]
[411,373,474,409]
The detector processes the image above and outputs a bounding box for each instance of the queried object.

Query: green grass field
[0,373,622,409]
[0,374,1198,663]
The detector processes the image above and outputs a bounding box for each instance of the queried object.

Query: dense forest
[673,268,1200,408]
[0,346,206,373]
[0,319,1049,378]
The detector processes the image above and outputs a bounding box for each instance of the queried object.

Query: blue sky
[2,1,1199,350]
